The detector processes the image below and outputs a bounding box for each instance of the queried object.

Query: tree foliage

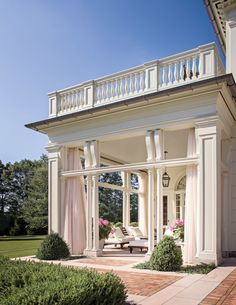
[99,171,138,224]
[0,155,48,235]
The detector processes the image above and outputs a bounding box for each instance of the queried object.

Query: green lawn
[0,235,46,258]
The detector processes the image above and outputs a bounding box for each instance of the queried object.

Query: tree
[22,155,48,234]
[98,171,138,224]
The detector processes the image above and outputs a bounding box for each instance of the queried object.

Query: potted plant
[170,219,184,254]
[99,218,112,249]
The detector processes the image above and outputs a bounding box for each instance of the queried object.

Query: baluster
[81,90,84,106]
[72,91,75,109]
[102,82,106,101]
[79,90,82,107]
[192,55,197,80]
[96,86,98,104]
[186,58,190,80]
[174,62,178,84]
[67,93,70,110]
[139,71,144,92]
[119,77,123,96]
[134,72,139,93]
[75,90,78,108]
[116,79,119,97]
[114,79,118,97]
[105,81,109,100]
[179,60,184,82]
[130,74,134,93]
[68,93,71,109]
[64,94,66,111]
[110,80,114,99]
[162,66,167,87]
[168,64,173,85]
[124,75,128,95]
[98,85,102,103]
[71,93,74,109]
[58,96,62,113]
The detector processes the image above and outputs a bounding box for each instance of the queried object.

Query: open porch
[47,120,228,265]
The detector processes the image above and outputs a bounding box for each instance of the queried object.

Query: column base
[83,249,103,257]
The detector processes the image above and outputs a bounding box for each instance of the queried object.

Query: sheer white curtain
[183,128,197,264]
[138,173,148,236]
[64,148,86,254]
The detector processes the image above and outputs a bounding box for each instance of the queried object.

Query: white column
[91,174,102,256]
[147,168,155,255]
[83,140,101,256]
[47,144,62,235]
[122,171,130,227]
[156,168,163,243]
[222,172,229,256]
[138,173,148,236]
[196,123,221,264]
[84,175,92,253]
[154,129,164,243]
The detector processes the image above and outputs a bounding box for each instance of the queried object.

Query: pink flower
[175,219,184,226]
[99,218,109,226]
[102,219,109,226]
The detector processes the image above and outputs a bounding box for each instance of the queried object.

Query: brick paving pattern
[200,269,236,305]
[98,269,181,296]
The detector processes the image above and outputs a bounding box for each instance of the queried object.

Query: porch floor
[19,255,236,304]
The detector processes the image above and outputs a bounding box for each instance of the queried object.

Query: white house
[26,0,236,265]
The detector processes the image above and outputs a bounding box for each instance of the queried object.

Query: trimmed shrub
[149,236,182,271]
[36,233,70,260]
[114,222,122,227]
[0,257,127,305]
[130,222,138,227]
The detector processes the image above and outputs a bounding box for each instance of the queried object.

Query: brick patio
[99,269,182,297]
[200,269,236,305]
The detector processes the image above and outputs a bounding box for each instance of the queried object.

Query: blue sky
[0,0,220,163]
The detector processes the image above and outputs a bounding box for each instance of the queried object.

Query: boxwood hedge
[0,257,127,305]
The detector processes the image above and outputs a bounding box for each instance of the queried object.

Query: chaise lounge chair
[104,227,135,248]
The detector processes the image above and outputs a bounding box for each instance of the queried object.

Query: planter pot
[99,239,105,250]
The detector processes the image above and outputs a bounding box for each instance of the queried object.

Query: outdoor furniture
[104,227,135,248]
[128,240,148,253]
[125,226,148,240]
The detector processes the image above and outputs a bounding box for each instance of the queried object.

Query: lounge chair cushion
[128,226,144,237]
[113,227,125,239]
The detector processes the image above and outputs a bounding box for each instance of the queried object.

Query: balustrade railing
[48,43,225,117]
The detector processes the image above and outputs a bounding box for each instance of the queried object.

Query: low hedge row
[0,257,127,305]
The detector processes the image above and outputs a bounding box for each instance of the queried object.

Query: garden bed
[135,261,216,274]
[0,256,127,305]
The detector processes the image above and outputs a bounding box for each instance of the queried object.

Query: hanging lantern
[162,171,170,188]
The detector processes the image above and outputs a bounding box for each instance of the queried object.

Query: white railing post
[48,92,58,117]
[144,61,158,92]
[198,43,216,79]
[83,80,94,108]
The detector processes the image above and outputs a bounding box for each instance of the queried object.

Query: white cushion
[125,226,134,236]
[117,236,135,242]
[113,227,125,238]
[129,240,148,247]
[129,227,143,237]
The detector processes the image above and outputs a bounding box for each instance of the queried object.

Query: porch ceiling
[98,130,188,165]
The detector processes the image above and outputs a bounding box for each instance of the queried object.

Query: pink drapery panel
[138,174,148,236]
[64,148,86,254]
[183,128,197,264]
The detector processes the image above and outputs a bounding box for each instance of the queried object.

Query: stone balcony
[48,43,225,118]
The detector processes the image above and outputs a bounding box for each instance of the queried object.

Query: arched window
[176,175,186,190]
[175,175,186,220]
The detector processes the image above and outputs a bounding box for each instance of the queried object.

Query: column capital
[46,144,62,154]
[194,117,220,130]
